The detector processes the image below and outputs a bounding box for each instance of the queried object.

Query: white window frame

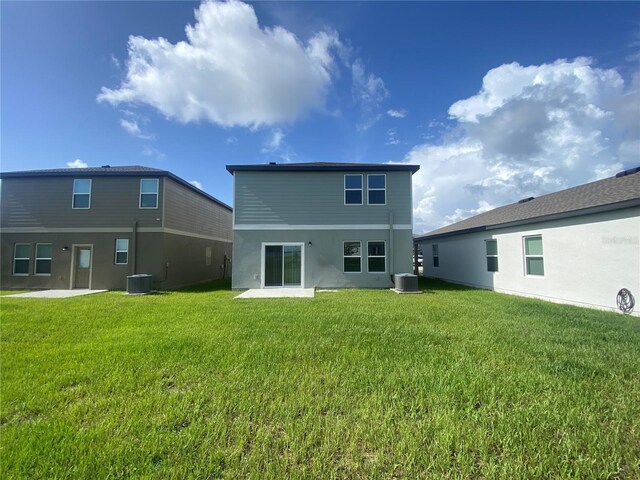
[344,174,363,205]
[260,242,305,288]
[114,239,129,265]
[34,243,52,276]
[139,178,159,209]
[432,244,439,268]
[523,235,544,277]
[343,241,362,273]
[367,240,386,273]
[13,243,30,276]
[72,179,91,209]
[367,174,386,206]
[485,239,498,273]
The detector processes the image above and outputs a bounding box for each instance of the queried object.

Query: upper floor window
[524,236,544,276]
[72,179,91,209]
[486,240,498,272]
[344,241,361,272]
[35,243,52,275]
[140,179,159,209]
[13,243,30,275]
[344,175,363,205]
[432,244,439,268]
[367,241,386,273]
[114,239,129,265]
[368,175,386,205]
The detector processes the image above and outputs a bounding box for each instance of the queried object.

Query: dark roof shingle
[417,168,640,240]
[226,161,419,174]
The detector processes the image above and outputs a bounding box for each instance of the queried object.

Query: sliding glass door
[264,244,302,287]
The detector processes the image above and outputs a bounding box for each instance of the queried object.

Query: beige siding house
[1,166,232,290]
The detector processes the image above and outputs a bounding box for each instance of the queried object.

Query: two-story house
[0,165,232,290]
[226,162,420,289]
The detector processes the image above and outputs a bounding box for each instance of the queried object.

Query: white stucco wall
[418,207,640,315]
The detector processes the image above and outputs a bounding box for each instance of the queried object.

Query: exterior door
[73,247,92,288]
[264,244,302,287]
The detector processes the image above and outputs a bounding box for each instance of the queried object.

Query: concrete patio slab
[235,288,315,299]
[5,289,108,298]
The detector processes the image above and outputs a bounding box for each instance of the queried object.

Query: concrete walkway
[235,288,315,299]
[4,289,108,298]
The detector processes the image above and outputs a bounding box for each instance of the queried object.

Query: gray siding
[232,229,414,289]
[163,178,232,240]
[234,170,413,226]
[0,176,163,229]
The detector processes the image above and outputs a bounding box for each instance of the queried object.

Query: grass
[1,278,639,479]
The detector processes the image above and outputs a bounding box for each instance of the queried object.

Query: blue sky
[2,1,639,232]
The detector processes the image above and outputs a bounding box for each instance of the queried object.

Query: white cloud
[97,0,341,128]
[386,128,399,145]
[142,145,166,160]
[226,136,238,145]
[189,180,203,190]
[67,159,88,168]
[120,118,153,140]
[387,109,406,118]
[110,54,121,70]
[401,58,638,233]
[261,128,294,161]
[352,59,388,131]
[262,129,285,152]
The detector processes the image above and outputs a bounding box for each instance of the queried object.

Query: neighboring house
[415,167,640,315]
[226,162,420,289]
[1,166,232,290]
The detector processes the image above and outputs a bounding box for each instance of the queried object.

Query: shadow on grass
[419,277,479,294]
[175,278,232,294]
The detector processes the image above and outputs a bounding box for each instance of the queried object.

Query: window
[432,244,439,268]
[367,241,386,273]
[114,239,129,265]
[72,179,91,209]
[524,236,544,276]
[140,178,159,208]
[35,243,52,275]
[367,174,386,205]
[343,241,361,272]
[486,240,498,272]
[13,244,30,275]
[344,175,363,205]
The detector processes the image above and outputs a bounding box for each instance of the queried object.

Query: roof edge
[226,163,420,174]
[414,198,640,241]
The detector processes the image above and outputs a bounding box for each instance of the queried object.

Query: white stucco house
[415,167,640,315]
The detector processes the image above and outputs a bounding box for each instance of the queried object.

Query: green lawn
[1,279,639,479]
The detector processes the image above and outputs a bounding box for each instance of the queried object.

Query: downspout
[389,211,394,283]
[132,220,138,274]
